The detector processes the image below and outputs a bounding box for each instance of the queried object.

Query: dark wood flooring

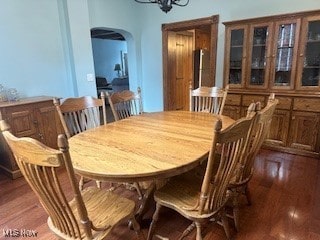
[0,149,319,240]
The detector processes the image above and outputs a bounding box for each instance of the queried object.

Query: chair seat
[48,187,136,239]
[154,174,217,220]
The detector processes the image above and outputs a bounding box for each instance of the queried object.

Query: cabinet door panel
[265,109,290,147]
[270,19,300,90]
[36,104,62,149]
[247,23,272,89]
[296,15,320,90]
[288,111,319,151]
[224,25,248,88]
[5,107,38,139]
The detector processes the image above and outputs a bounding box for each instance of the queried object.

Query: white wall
[0,0,97,98]
[0,0,69,98]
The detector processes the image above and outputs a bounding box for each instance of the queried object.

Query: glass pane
[301,20,320,86]
[229,29,244,85]
[250,27,268,85]
[274,23,296,86]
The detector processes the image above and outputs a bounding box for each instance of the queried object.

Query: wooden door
[166,31,193,110]
[176,32,192,110]
[162,15,219,111]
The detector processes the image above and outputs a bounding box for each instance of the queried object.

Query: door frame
[162,15,219,110]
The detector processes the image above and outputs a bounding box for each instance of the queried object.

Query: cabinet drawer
[275,97,292,110]
[293,98,320,112]
[223,105,241,120]
[225,94,241,106]
[242,95,266,107]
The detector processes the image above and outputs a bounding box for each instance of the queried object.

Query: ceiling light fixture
[134,0,190,13]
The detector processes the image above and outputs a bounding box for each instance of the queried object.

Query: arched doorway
[91,28,131,122]
[91,28,129,97]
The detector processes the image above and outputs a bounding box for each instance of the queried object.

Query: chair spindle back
[54,93,107,138]
[199,113,256,214]
[240,95,279,182]
[107,88,142,121]
[190,85,229,115]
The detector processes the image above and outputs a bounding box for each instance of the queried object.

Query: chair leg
[244,185,252,206]
[147,203,162,240]
[79,177,84,191]
[232,191,240,232]
[131,216,145,240]
[133,182,143,200]
[221,208,231,240]
[195,222,203,240]
[179,222,196,240]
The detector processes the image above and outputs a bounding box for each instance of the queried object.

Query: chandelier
[134,0,190,13]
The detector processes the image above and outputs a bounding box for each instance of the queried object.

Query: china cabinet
[0,96,63,178]
[223,10,320,158]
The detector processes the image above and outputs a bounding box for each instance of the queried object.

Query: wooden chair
[0,120,143,240]
[106,88,143,198]
[106,88,142,121]
[147,112,257,240]
[53,93,107,190]
[229,94,278,231]
[189,85,229,115]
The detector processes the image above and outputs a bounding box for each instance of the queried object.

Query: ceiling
[91,29,125,41]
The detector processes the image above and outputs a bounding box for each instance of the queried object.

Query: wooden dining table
[68,110,235,223]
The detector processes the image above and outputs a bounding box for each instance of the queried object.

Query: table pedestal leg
[129,181,156,229]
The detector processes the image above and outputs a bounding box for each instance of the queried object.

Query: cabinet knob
[33,120,38,125]
[299,53,303,57]
[292,116,295,120]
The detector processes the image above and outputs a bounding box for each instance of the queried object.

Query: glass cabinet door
[224,26,247,88]
[297,16,320,90]
[247,24,271,89]
[270,20,300,89]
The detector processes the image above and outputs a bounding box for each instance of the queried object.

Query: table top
[69,111,234,182]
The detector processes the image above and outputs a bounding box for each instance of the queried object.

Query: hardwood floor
[0,149,319,239]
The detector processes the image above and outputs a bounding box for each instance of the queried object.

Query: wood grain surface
[69,111,234,182]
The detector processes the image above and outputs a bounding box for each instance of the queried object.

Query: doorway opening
[91,28,130,122]
[162,15,219,111]
[91,28,129,98]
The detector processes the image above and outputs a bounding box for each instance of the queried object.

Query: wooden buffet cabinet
[0,96,63,178]
[224,92,320,157]
[223,10,320,158]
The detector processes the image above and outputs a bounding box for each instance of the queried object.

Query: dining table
[68,110,235,224]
